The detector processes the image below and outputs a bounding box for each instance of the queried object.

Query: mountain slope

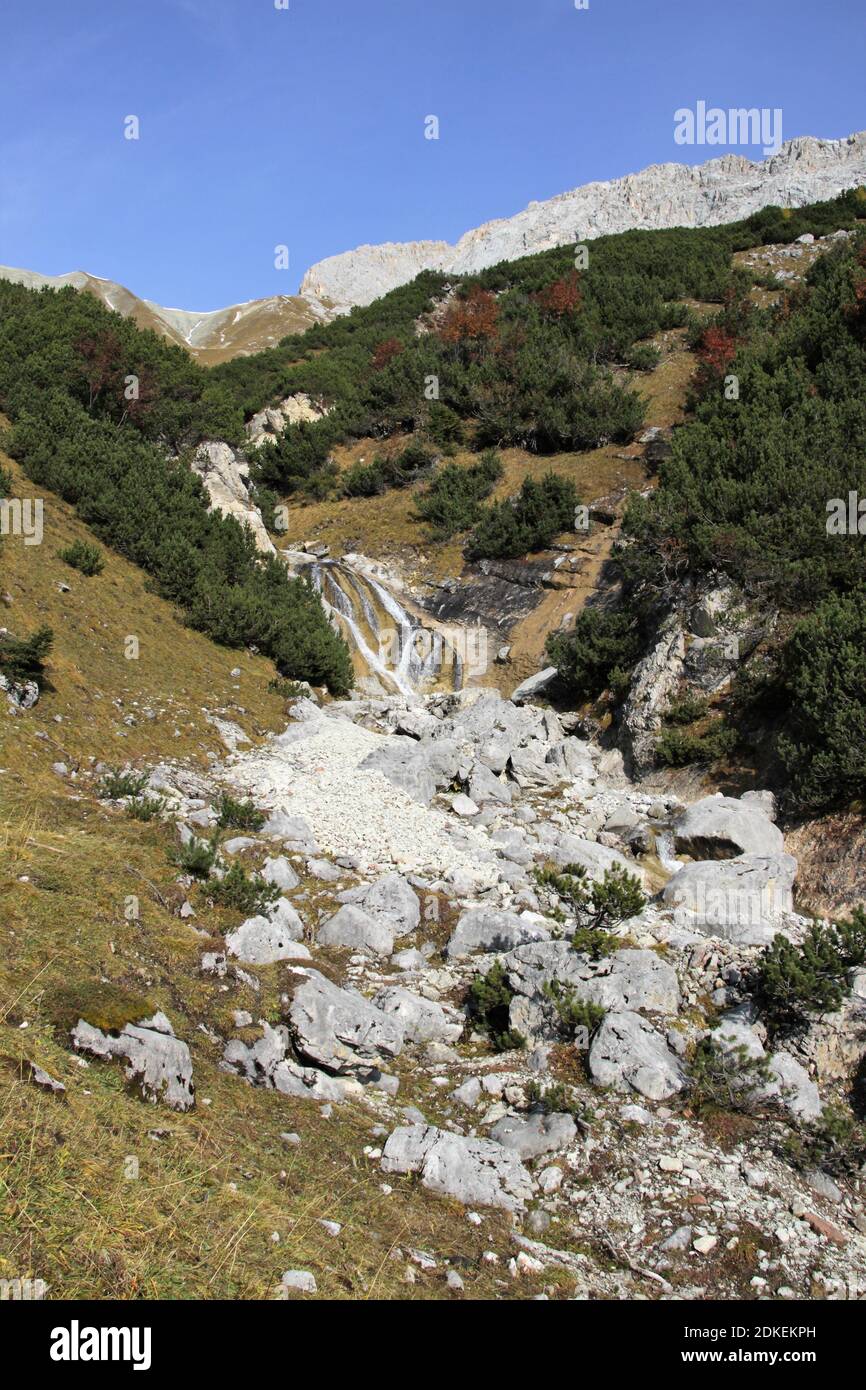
[301,132,866,306]
[0,265,334,365]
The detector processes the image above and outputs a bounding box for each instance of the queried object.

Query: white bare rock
[661,853,797,945]
[191,441,274,555]
[372,986,463,1044]
[317,903,395,956]
[288,972,404,1074]
[381,1123,534,1212]
[506,943,680,1040]
[262,856,300,892]
[71,1011,194,1111]
[246,392,326,447]
[360,873,421,934]
[225,899,306,965]
[588,1010,686,1101]
[222,1022,351,1102]
[764,1052,823,1122]
[673,794,785,859]
[300,135,866,307]
[489,1110,577,1160]
[510,668,559,705]
[620,616,685,775]
[445,907,551,959]
[359,743,437,805]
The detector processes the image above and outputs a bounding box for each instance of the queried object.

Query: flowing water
[303,556,486,698]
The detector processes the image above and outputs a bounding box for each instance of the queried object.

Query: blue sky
[1,0,863,309]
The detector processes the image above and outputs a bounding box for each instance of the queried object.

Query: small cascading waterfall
[305,557,478,697]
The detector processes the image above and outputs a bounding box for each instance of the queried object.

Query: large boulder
[511,668,558,705]
[372,986,463,1044]
[673,795,784,859]
[262,856,300,892]
[506,942,680,1040]
[508,746,561,790]
[317,903,395,956]
[535,830,647,888]
[545,739,597,782]
[71,1011,194,1111]
[288,972,404,1074]
[468,762,513,806]
[445,907,551,959]
[225,899,306,964]
[661,853,797,945]
[360,873,420,935]
[764,1051,823,1122]
[263,810,317,845]
[381,1123,533,1212]
[588,1010,686,1101]
[489,1110,577,1160]
[222,1022,351,1102]
[359,743,436,805]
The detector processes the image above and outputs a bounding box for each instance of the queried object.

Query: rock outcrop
[191,441,275,554]
[71,1012,195,1111]
[300,133,866,307]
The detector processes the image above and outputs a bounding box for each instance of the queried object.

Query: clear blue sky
[1,0,863,310]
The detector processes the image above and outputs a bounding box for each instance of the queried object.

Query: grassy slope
[0,449,563,1300]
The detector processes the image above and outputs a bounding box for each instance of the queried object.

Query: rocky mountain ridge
[300,132,866,306]
[3,132,863,364]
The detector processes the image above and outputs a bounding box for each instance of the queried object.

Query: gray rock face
[506,942,680,1040]
[740,789,778,822]
[588,1010,686,1100]
[511,668,559,705]
[263,810,316,843]
[372,986,463,1044]
[317,903,395,956]
[537,831,647,888]
[445,907,551,958]
[72,1011,194,1111]
[673,795,784,859]
[359,743,436,805]
[545,738,597,782]
[489,1110,577,1160]
[360,873,420,935]
[712,1018,766,1063]
[262,856,300,892]
[380,1123,534,1212]
[225,900,306,965]
[191,441,275,555]
[468,761,513,806]
[508,746,561,789]
[222,1022,350,1102]
[300,134,866,308]
[765,1051,822,1121]
[619,616,686,775]
[708,1026,823,1121]
[662,854,797,945]
[307,857,343,882]
[288,972,404,1074]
